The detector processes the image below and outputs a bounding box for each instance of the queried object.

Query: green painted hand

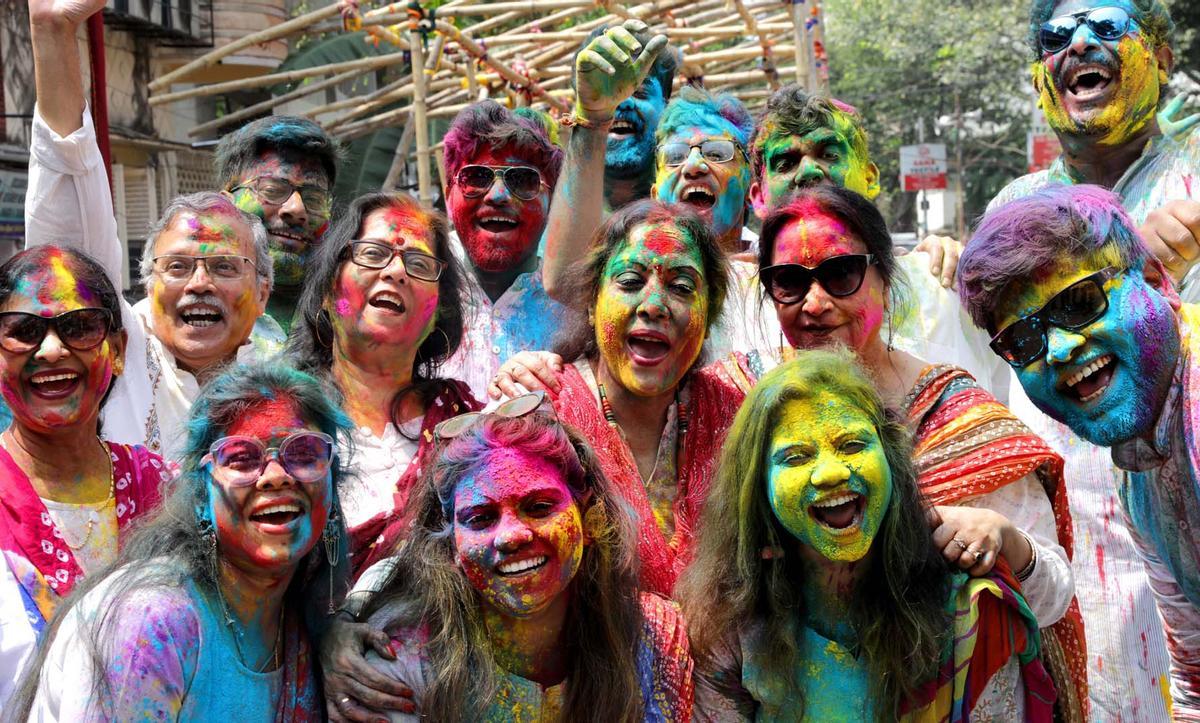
[1158,93,1200,142]
[573,19,668,125]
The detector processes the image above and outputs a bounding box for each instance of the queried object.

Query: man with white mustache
[23,0,275,461]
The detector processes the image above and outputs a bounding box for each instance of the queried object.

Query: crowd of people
[1,0,1199,719]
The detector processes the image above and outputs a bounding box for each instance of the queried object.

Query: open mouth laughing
[477,214,520,234]
[179,303,225,329]
[626,329,672,366]
[368,290,407,314]
[609,118,640,141]
[270,230,310,254]
[679,184,717,211]
[1058,353,1115,404]
[248,498,306,533]
[809,491,866,533]
[1062,62,1116,104]
[28,369,82,399]
[497,555,548,576]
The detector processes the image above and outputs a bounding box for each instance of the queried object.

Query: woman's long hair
[7,362,352,720]
[359,412,645,722]
[553,199,730,364]
[676,347,951,720]
[287,191,469,430]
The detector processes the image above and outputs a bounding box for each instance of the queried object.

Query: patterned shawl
[349,379,481,579]
[552,362,745,596]
[902,560,1056,721]
[276,606,322,722]
[0,442,171,629]
[904,364,1088,721]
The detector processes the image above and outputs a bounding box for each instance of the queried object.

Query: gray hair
[139,191,274,295]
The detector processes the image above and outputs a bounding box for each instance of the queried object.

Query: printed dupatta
[0,442,169,630]
[904,364,1088,721]
[350,379,481,579]
[552,362,745,596]
[275,607,322,722]
[902,560,1056,722]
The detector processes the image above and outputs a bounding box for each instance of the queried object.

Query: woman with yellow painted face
[679,349,1056,721]
[543,199,746,596]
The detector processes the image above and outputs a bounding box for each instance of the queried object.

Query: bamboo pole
[149,50,408,107]
[410,31,432,205]
[149,3,344,92]
[382,116,415,191]
[187,68,361,138]
[435,21,569,113]
[789,1,812,89]
[465,56,479,101]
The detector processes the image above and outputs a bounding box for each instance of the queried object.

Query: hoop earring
[323,510,341,614]
[315,308,334,348]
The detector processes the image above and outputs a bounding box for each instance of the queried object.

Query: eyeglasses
[990,267,1119,368]
[759,254,875,305]
[0,308,113,354]
[1039,6,1132,54]
[434,391,550,440]
[205,431,335,486]
[229,176,332,218]
[455,165,547,201]
[348,240,446,282]
[152,255,257,285]
[658,139,743,167]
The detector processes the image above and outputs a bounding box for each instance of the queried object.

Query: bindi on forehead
[225,396,309,441]
[362,209,435,250]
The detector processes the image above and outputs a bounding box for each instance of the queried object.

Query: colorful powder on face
[653,118,753,241]
[224,396,307,442]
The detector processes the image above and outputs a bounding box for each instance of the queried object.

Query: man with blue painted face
[960,183,1200,716]
[993,0,1200,300]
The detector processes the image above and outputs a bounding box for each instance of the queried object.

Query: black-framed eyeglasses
[658,138,744,167]
[1039,6,1132,55]
[152,255,258,284]
[759,254,875,305]
[204,431,335,487]
[229,176,332,218]
[347,240,446,282]
[455,165,547,201]
[990,267,1120,368]
[0,308,113,354]
[434,391,551,440]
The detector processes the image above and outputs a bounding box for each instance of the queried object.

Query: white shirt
[338,418,422,529]
[24,105,284,463]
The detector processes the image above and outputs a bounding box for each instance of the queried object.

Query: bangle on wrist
[1014,530,1038,582]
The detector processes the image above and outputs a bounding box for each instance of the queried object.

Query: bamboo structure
[153,0,834,192]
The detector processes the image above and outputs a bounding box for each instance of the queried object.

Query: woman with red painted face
[0,246,174,709]
[745,185,1088,719]
[289,191,481,577]
[9,362,347,721]
[356,402,693,722]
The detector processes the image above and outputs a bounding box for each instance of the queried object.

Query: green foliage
[823,0,1033,232]
[1164,0,1199,83]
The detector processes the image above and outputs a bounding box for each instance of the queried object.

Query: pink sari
[0,442,172,631]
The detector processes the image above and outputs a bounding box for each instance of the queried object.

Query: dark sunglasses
[205,431,335,486]
[434,391,550,440]
[348,240,446,282]
[990,267,1119,368]
[1039,6,1132,54]
[759,254,875,305]
[0,308,113,354]
[658,139,743,167]
[455,165,546,201]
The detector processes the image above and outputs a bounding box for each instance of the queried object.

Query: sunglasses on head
[990,267,1120,368]
[657,139,743,167]
[1039,6,1133,55]
[205,431,336,487]
[0,308,113,354]
[455,165,546,201]
[759,254,875,305]
[434,391,551,440]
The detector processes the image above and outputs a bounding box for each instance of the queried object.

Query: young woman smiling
[751,185,1088,718]
[546,200,746,596]
[680,350,1055,721]
[289,192,480,575]
[357,402,693,722]
[10,362,349,720]
[0,246,173,709]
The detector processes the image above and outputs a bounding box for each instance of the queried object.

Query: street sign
[899,144,947,192]
[1028,100,1062,172]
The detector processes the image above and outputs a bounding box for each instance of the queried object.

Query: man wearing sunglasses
[217,116,339,330]
[992,0,1200,302]
[431,101,572,399]
[23,0,280,461]
[960,184,1199,716]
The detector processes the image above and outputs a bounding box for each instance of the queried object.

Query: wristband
[560,113,612,130]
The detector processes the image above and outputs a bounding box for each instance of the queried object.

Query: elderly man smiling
[960,183,1200,715]
[24,0,276,461]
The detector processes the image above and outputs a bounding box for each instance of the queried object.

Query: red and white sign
[1028,101,1062,172]
[899,144,947,192]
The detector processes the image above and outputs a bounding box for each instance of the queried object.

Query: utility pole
[954,86,966,240]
